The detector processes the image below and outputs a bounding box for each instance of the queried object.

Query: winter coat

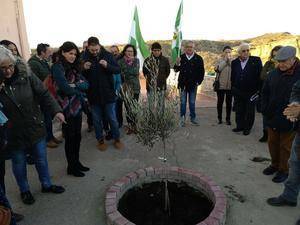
[174,53,205,91]
[52,62,89,118]
[0,61,61,151]
[289,73,300,160]
[81,48,120,105]
[260,60,276,81]
[0,103,8,161]
[231,56,263,99]
[143,54,170,91]
[28,55,51,81]
[262,59,300,132]
[118,57,140,94]
[214,58,232,90]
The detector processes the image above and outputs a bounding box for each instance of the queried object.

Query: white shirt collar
[240,57,249,69]
[186,53,195,60]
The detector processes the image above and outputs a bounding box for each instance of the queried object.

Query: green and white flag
[171,0,183,63]
[129,6,150,64]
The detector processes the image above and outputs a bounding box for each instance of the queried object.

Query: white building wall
[0,0,30,59]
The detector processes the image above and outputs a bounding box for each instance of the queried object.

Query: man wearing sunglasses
[231,43,263,135]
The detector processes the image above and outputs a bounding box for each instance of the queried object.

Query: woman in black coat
[0,45,65,205]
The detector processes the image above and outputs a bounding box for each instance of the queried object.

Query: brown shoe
[52,137,63,144]
[114,139,124,150]
[47,140,59,148]
[97,139,108,151]
[126,127,134,135]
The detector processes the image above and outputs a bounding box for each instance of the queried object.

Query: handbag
[213,72,220,92]
[44,75,57,99]
[0,205,11,225]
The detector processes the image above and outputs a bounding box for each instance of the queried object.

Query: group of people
[0,37,206,224]
[0,35,300,224]
[214,43,300,225]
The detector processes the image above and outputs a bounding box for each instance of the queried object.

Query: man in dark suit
[174,41,205,127]
[231,43,263,135]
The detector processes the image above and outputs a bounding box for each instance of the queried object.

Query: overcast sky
[23,0,300,48]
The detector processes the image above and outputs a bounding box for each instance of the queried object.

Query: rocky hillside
[31,33,299,74]
[145,32,300,73]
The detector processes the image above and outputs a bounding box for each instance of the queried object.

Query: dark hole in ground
[118,181,214,225]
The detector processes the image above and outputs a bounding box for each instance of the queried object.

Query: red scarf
[124,56,134,66]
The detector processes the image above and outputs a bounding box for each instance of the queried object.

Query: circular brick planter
[105,167,227,225]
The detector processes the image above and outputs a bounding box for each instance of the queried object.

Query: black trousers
[62,114,82,170]
[86,110,93,127]
[234,96,256,131]
[216,90,232,121]
[116,98,123,128]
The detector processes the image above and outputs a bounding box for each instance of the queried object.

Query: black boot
[267,196,297,207]
[13,212,24,222]
[67,167,85,177]
[226,118,231,125]
[77,162,90,172]
[259,130,268,142]
[20,191,35,205]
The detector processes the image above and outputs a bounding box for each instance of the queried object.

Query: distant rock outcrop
[145,33,300,73]
[248,33,300,63]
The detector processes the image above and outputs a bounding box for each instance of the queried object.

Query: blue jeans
[91,103,120,141]
[180,87,198,120]
[11,139,52,193]
[280,133,300,203]
[44,112,54,142]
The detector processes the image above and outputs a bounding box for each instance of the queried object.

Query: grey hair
[0,45,16,64]
[237,43,250,54]
[185,41,195,48]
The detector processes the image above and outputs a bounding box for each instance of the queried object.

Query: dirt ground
[4,95,300,225]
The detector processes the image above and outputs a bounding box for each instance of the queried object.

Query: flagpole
[170,0,183,91]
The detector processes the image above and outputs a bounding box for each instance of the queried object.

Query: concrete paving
[4,96,300,225]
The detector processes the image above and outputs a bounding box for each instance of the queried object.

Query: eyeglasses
[242,49,250,53]
[0,64,14,72]
[126,50,134,53]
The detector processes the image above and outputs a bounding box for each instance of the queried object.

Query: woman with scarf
[0,46,65,205]
[118,44,140,134]
[52,42,89,177]
[0,40,35,165]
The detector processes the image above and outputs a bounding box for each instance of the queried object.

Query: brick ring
[105,167,227,225]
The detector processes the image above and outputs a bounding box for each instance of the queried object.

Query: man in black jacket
[262,46,300,183]
[231,43,263,135]
[174,41,205,127]
[143,42,170,92]
[81,37,123,151]
[266,48,300,225]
